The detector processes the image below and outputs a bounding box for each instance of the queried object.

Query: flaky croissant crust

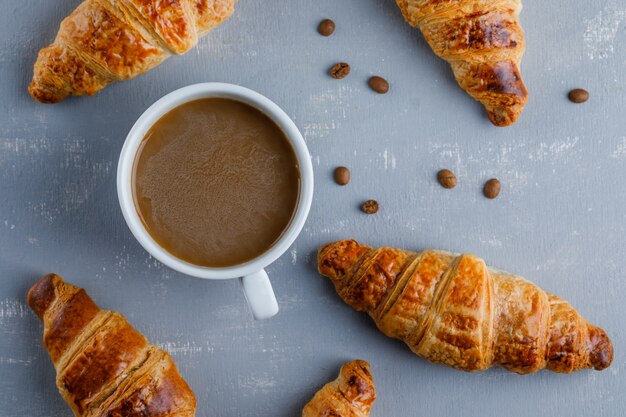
[29,0,236,103]
[318,240,613,374]
[302,360,376,417]
[27,274,196,417]
[396,0,528,126]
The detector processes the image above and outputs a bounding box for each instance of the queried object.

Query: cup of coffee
[117,83,314,319]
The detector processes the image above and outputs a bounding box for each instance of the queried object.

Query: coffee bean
[368,76,389,94]
[568,88,589,103]
[334,166,350,185]
[437,169,457,189]
[318,19,335,36]
[361,200,379,214]
[329,63,350,79]
[483,178,501,199]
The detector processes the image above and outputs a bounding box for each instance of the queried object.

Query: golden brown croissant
[395,0,528,126]
[318,240,613,374]
[29,0,236,103]
[27,274,196,417]
[302,360,376,417]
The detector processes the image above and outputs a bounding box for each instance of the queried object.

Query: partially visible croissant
[302,360,376,417]
[27,274,196,417]
[318,240,613,374]
[29,0,236,103]
[395,0,528,126]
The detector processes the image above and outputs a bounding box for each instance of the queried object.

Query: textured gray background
[1,0,625,416]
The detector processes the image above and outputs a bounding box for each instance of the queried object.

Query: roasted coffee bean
[368,76,389,94]
[483,178,501,199]
[568,88,589,103]
[437,169,457,189]
[334,166,350,185]
[318,19,335,36]
[361,199,379,214]
[329,63,350,79]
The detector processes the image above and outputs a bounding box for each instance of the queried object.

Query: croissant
[27,274,196,417]
[302,360,376,417]
[29,0,236,103]
[395,0,528,126]
[318,240,613,374]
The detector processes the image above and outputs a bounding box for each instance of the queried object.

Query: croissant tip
[339,359,376,407]
[352,360,373,378]
[342,360,374,387]
[28,82,64,104]
[588,326,614,371]
[317,240,363,274]
[317,240,355,260]
[487,107,520,127]
[27,273,63,319]
[345,359,371,370]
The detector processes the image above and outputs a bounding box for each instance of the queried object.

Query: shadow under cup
[131,97,302,269]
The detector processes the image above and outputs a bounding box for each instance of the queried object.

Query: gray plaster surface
[1,0,625,416]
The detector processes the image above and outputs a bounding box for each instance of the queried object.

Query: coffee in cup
[131,98,300,267]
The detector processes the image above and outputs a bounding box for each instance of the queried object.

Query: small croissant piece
[395,0,528,126]
[318,240,613,374]
[302,360,376,417]
[29,0,236,103]
[27,274,196,417]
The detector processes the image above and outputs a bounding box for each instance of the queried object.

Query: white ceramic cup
[117,83,313,320]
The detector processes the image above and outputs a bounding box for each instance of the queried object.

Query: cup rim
[117,83,314,280]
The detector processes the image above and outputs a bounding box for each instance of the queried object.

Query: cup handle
[241,269,279,320]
